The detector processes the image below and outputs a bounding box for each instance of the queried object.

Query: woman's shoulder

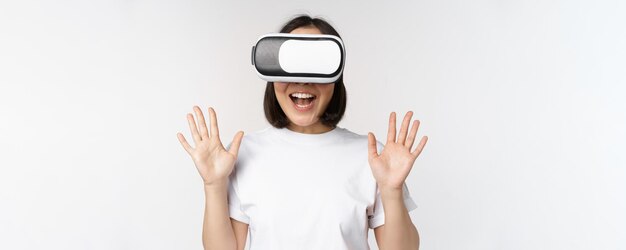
[335,127,385,150]
[334,126,366,140]
[236,127,274,147]
[242,126,273,139]
[224,127,272,152]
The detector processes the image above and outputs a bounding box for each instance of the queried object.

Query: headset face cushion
[252,33,345,84]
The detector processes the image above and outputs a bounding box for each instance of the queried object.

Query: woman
[177,15,428,250]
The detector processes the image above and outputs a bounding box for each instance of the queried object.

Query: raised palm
[368,111,428,190]
[177,106,243,186]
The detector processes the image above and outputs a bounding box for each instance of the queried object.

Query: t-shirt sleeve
[368,181,418,229]
[225,142,250,224]
[227,174,250,224]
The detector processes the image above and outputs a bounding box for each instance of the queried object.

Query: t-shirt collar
[269,125,343,145]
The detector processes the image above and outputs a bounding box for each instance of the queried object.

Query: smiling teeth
[290,93,315,99]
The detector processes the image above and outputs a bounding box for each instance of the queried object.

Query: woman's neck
[286,122,334,134]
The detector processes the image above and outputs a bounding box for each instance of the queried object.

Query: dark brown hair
[263,15,347,128]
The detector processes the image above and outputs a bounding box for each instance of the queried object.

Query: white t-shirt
[227,126,417,250]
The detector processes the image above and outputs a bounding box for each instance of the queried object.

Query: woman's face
[274,25,336,133]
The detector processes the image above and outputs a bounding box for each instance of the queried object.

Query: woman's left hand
[368,111,428,190]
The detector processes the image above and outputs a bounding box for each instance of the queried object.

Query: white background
[1,0,625,249]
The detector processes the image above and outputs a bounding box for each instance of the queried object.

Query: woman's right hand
[177,106,244,187]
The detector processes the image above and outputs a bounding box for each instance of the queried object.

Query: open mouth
[289,92,317,111]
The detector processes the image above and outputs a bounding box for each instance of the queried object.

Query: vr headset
[251,33,345,84]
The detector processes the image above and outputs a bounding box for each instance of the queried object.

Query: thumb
[228,131,244,157]
[367,132,379,160]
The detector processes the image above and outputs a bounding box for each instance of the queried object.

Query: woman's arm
[368,111,428,250]
[373,187,420,250]
[203,183,238,250]
[176,106,246,250]
[231,218,249,249]
[202,183,249,250]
